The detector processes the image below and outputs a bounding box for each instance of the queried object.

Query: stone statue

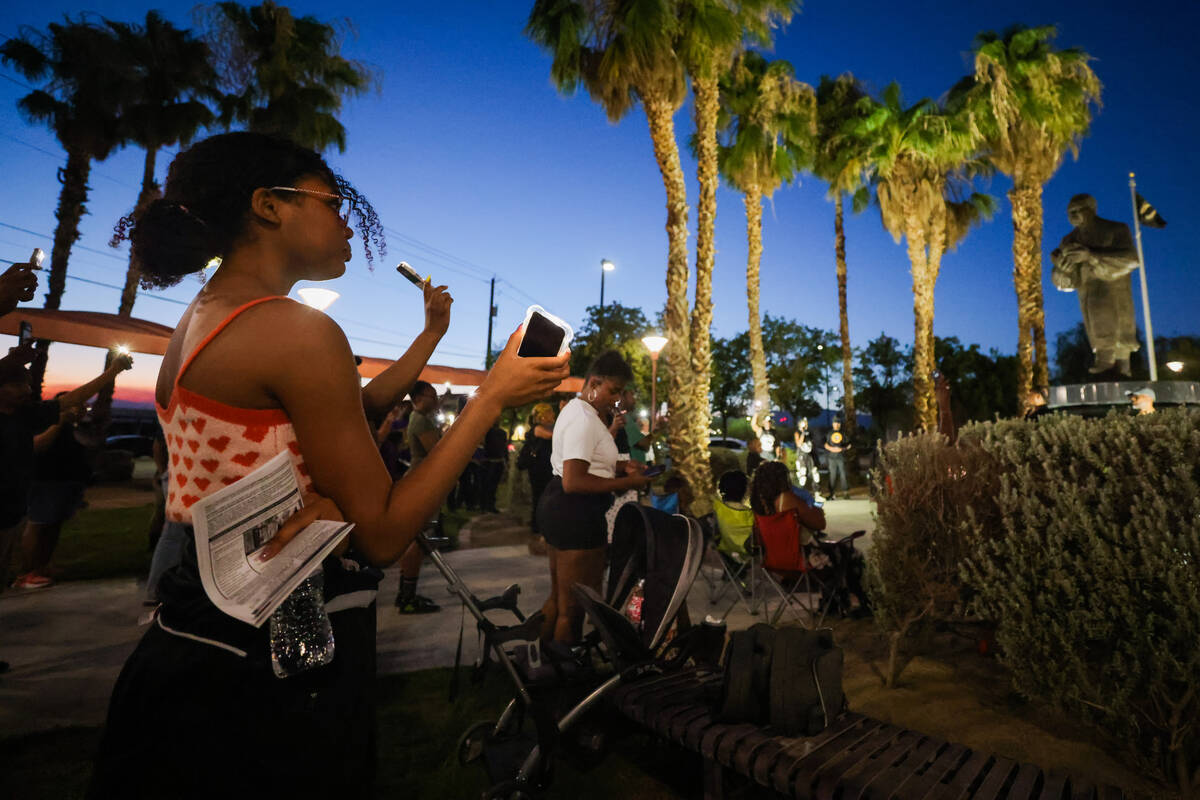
[1050,194,1139,376]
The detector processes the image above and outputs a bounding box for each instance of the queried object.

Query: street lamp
[641,335,668,436]
[297,287,340,311]
[1166,360,1184,373]
[600,259,615,308]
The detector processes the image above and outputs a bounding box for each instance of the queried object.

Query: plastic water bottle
[269,570,335,678]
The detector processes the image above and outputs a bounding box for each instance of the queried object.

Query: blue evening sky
[1,0,1197,397]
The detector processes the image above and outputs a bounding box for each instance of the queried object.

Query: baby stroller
[426,502,706,799]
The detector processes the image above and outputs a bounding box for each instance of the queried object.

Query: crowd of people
[2,127,1174,795]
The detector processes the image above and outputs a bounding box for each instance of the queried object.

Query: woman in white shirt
[536,351,650,644]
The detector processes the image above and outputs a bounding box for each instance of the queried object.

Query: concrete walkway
[0,498,874,738]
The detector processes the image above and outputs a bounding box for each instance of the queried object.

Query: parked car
[105,433,156,458]
[708,437,747,450]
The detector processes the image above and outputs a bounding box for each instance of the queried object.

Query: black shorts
[535,476,612,551]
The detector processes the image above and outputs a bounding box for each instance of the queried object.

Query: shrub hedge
[871,409,1200,794]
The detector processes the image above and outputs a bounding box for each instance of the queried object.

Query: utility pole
[485,276,497,368]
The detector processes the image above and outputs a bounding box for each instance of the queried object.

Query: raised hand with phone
[0,249,41,316]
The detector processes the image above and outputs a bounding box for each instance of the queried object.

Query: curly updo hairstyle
[115,132,385,289]
[749,461,792,516]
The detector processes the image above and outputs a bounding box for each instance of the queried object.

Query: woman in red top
[90,132,568,798]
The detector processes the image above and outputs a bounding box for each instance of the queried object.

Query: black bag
[718,624,844,737]
[515,437,539,471]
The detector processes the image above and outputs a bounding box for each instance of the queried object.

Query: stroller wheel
[458,719,497,766]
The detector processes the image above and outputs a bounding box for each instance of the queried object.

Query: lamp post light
[1166,360,1184,373]
[600,259,615,309]
[641,335,668,436]
[297,287,340,312]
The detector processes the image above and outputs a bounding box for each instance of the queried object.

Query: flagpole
[1129,172,1157,382]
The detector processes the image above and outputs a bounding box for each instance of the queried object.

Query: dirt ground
[831,618,1166,797]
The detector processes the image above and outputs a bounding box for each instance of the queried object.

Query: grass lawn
[18,504,156,585]
[0,668,696,800]
[17,498,501,588]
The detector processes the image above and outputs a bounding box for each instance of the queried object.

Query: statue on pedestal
[1050,194,1139,376]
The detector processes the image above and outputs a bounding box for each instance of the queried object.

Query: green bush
[870,410,1200,793]
[963,410,1200,793]
[867,429,999,686]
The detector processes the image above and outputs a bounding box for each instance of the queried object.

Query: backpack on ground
[717,623,844,737]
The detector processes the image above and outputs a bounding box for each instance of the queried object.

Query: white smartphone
[518,305,573,358]
[396,261,424,289]
[31,248,44,269]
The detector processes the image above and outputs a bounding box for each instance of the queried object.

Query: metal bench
[608,668,1126,800]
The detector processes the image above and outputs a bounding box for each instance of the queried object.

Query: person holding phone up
[537,350,650,645]
[0,251,40,317]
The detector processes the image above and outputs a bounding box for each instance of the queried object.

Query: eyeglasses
[268,186,356,226]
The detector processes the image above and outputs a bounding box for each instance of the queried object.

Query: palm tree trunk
[689,74,719,514]
[744,187,769,417]
[834,194,856,438]
[94,147,161,424]
[1008,183,1046,407]
[643,95,707,512]
[924,205,948,433]
[1019,183,1050,392]
[29,148,91,398]
[905,215,936,433]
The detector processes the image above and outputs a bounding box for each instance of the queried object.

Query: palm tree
[713,52,815,428]
[93,12,218,422]
[1,20,127,394]
[201,1,374,153]
[526,0,709,505]
[855,84,982,431]
[813,74,872,437]
[959,25,1101,407]
[681,0,796,480]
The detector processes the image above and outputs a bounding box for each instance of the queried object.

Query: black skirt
[535,476,613,550]
[89,533,379,799]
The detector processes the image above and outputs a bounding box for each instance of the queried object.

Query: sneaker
[11,573,53,590]
[396,594,441,614]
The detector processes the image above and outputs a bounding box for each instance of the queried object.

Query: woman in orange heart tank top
[89,132,570,799]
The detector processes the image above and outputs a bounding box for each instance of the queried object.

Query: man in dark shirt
[1,352,132,590]
[478,424,509,513]
[823,419,851,500]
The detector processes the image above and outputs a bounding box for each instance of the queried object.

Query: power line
[383,227,494,280]
[0,261,188,306]
[0,133,139,189]
[0,221,128,262]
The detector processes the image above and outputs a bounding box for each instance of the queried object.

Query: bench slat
[1011,762,1045,799]
[1038,769,1069,800]
[667,706,714,742]
[973,757,1018,800]
[772,714,888,796]
[885,742,968,800]
[731,728,786,775]
[1067,776,1096,800]
[863,736,947,800]
[682,711,719,751]
[924,751,992,800]
[748,714,864,786]
[812,724,906,800]
[837,731,925,800]
[713,723,764,764]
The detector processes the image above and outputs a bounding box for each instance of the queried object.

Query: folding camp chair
[754,510,863,628]
[701,496,761,616]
